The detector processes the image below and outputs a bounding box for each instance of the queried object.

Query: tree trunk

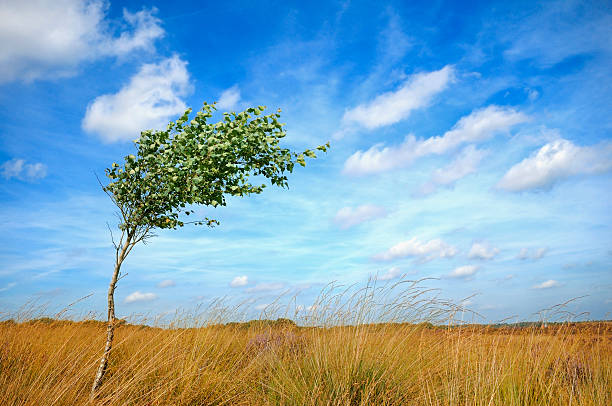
[90,236,131,399]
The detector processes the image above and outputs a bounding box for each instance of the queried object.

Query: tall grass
[1,280,610,405]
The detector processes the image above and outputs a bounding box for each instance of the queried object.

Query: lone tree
[91,102,329,397]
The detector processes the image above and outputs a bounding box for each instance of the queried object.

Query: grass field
[1,284,611,405]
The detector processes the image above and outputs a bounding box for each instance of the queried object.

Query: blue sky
[1,0,611,322]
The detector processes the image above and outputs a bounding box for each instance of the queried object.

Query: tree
[90,102,329,397]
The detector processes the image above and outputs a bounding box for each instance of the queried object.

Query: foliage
[104,103,329,231]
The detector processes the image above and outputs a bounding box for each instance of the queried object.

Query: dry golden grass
[1,283,610,405]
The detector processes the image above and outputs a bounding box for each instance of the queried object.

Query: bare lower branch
[106,222,117,250]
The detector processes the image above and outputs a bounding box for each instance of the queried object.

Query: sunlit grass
[1,281,610,405]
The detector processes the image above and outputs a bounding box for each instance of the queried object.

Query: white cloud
[527,89,539,101]
[417,146,488,195]
[344,105,528,175]
[1,159,47,181]
[333,204,387,229]
[503,2,612,67]
[216,85,241,110]
[447,265,478,279]
[376,266,402,281]
[0,282,16,292]
[125,291,158,303]
[532,279,560,289]
[518,247,548,260]
[99,8,164,57]
[245,282,285,293]
[157,279,175,288]
[0,1,164,83]
[374,237,458,262]
[498,139,612,191]
[82,55,192,142]
[254,303,270,311]
[341,65,454,130]
[230,275,249,287]
[468,242,500,260]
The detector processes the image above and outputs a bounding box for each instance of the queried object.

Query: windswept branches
[104,102,329,232]
[92,102,329,397]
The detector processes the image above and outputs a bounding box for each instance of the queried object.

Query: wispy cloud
[230,275,248,287]
[125,291,158,303]
[245,282,285,293]
[374,237,458,262]
[498,139,612,191]
[1,159,47,181]
[468,242,500,260]
[446,265,478,279]
[0,1,163,83]
[417,146,488,196]
[0,282,16,292]
[344,106,527,175]
[82,55,192,142]
[157,279,175,288]
[502,1,612,67]
[333,204,387,229]
[340,65,454,131]
[216,85,241,110]
[532,279,560,289]
[375,266,402,281]
[518,247,548,261]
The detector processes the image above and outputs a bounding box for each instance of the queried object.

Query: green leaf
[104,103,330,234]
[296,154,306,167]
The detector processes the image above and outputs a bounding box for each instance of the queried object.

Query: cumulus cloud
[82,55,192,142]
[157,279,175,288]
[216,85,241,110]
[125,291,157,303]
[344,105,528,175]
[446,265,478,279]
[1,158,47,181]
[375,266,403,281]
[333,204,387,229]
[341,65,454,130]
[0,0,164,83]
[468,242,500,260]
[374,237,458,262]
[417,146,488,196]
[497,139,612,191]
[230,275,249,287]
[518,247,548,260]
[532,279,560,289]
[246,282,285,293]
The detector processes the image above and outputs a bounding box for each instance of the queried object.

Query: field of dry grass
[1,283,611,405]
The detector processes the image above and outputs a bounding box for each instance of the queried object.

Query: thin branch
[95,171,118,207]
[95,170,130,225]
[106,222,117,250]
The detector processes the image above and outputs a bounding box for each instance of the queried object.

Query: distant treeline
[2,317,611,334]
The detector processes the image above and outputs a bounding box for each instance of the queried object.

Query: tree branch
[106,222,117,250]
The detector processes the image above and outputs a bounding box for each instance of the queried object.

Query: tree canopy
[104,102,329,232]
